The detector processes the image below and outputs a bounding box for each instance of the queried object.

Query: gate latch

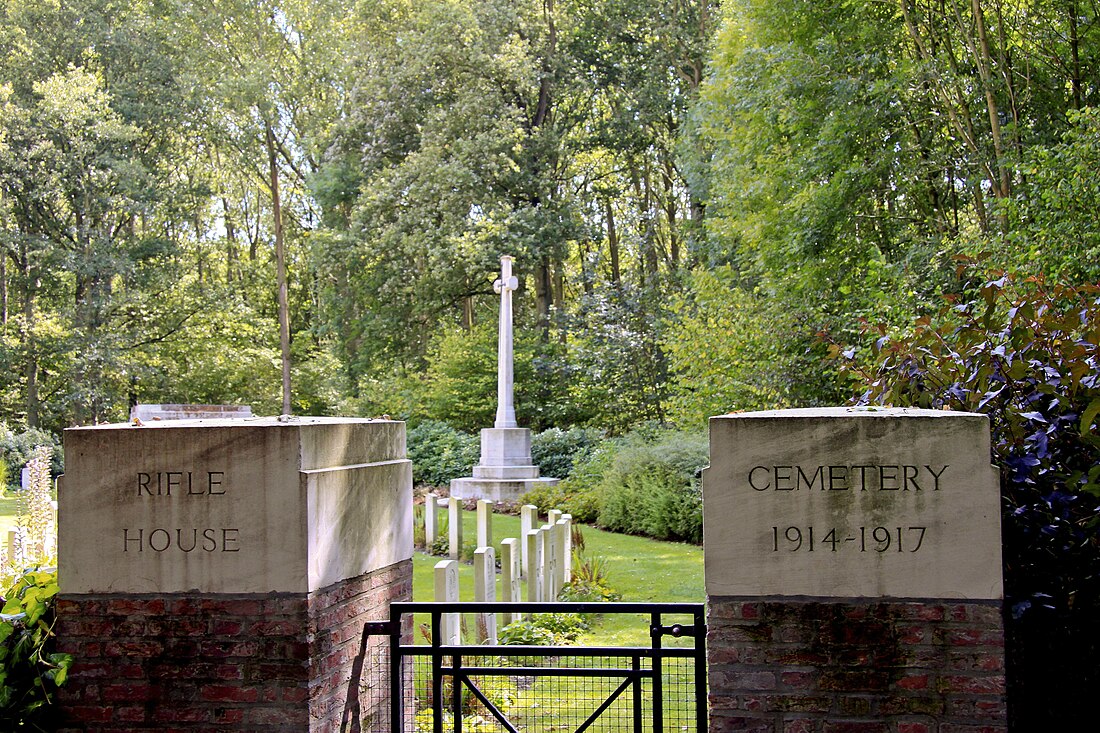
[363,620,398,636]
[653,623,699,639]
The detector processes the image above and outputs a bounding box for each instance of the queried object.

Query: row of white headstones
[2,500,59,574]
[423,495,573,645]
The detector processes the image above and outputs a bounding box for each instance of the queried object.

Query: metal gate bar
[366,601,706,733]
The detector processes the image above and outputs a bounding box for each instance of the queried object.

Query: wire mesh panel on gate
[363,603,705,733]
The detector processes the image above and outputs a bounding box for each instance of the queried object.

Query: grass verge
[411,508,703,645]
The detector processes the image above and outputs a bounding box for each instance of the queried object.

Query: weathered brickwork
[308,560,413,731]
[708,598,1007,733]
[55,559,411,732]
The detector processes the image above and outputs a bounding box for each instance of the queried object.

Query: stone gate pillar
[55,416,413,732]
[703,407,1006,732]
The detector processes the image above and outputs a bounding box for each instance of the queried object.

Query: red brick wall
[308,560,413,731]
[707,598,1006,733]
[55,559,411,732]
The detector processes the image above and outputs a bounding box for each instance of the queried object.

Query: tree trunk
[223,197,238,284]
[266,122,292,415]
[1069,0,1082,110]
[580,240,594,296]
[662,151,679,270]
[535,256,552,338]
[969,0,1011,202]
[462,295,474,331]
[1,249,7,326]
[604,198,621,287]
[534,0,556,129]
[642,168,659,285]
[21,245,37,428]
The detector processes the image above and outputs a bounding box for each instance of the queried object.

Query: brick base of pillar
[707,597,1006,733]
[55,559,412,732]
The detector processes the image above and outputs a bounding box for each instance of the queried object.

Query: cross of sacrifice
[493,256,519,429]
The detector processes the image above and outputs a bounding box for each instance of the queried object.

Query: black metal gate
[363,601,706,733]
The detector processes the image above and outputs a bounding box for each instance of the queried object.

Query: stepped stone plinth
[451,427,558,502]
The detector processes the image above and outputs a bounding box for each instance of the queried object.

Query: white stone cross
[493,255,519,429]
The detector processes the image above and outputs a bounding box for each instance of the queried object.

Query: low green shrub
[518,480,601,524]
[499,612,588,646]
[407,421,479,487]
[498,620,555,646]
[595,430,707,543]
[522,438,620,523]
[531,427,604,479]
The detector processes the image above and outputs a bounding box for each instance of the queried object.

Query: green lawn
[410,508,703,730]
[0,493,19,537]
[411,507,704,645]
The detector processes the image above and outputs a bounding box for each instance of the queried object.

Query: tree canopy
[0,0,1096,435]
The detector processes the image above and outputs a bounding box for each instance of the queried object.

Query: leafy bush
[531,427,604,480]
[0,568,71,729]
[837,269,1100,728]
[595,430,707,543]
[407,421,479,488]
[0,427,62,489]
[522,427,708,539]
[531,612,589,641]
[497,620,555,646]
[522,438,622,523]
[498,613,588,646]
[518,478,601,524]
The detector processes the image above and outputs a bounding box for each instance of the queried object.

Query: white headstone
[548,509,561,526]
[474,547,497,644]
[130,404,254,422]
[21,466,30,491]
[6,530,16,569]
[520,504,537,577]
[525,529,543,603]
[476,499,493,549]
[554,518,568,592]
[500,538,521,624]
[561,514,572,583]
[448,495,463,560]
[434,559,461,645]
[425,493,439,550]
[542,523,557,601]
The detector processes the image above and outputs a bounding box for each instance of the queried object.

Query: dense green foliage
[0,425,61,488]
[406,421,480,488]
[3,0,1097,441]
[521,427,707,543]
[594,430,707,543]
[530,427,603,480]
[0,568,70,730]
